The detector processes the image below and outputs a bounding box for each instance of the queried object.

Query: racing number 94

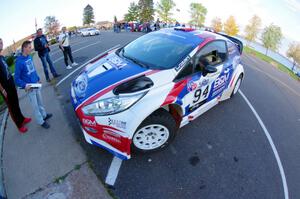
[193,85,209,103]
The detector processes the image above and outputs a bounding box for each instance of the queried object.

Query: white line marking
[53,40,102,64]
[105,156,123,186]
[55,44,120,87]
[239,90,289,199]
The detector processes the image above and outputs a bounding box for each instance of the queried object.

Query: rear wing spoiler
[217,33,243,54]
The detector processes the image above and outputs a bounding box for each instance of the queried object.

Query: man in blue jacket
[34,28,60,82]
[15,40,52,129]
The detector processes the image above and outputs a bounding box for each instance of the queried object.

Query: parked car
[81,28,100,36]
[71,28,244,159]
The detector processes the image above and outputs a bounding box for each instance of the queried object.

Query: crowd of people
[0,26,78,133]
[113,19,185,33]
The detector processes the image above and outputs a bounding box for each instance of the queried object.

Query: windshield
[122,32,196,69]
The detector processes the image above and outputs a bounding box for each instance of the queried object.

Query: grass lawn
[0,95,3,106]
[244,46,300,81]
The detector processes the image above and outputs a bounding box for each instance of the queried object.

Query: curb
[0,109,8,199]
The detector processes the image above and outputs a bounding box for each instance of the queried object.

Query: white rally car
[71,28,244,160]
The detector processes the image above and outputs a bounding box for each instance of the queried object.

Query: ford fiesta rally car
[71,28,244,160]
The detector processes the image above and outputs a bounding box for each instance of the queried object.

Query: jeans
[63,46,74,66]
[27,88,46,125]
[40,52,57,80]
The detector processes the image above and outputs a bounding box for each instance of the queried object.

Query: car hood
[71,52,150,108]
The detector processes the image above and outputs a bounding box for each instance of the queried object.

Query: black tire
[230,74,243,97]
[131,109,177,153]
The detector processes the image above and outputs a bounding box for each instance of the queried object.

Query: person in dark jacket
[0,38,31,133]
[33,28,60,82]
[15,40,52,129]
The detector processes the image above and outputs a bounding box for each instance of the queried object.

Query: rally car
[71,28,244,160]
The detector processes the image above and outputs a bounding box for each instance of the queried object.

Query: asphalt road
[49,31,300,199]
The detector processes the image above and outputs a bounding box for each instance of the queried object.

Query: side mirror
[205,65,217,73]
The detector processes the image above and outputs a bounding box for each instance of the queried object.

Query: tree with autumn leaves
[211,17,222,32]
[244,15,262,44]
[223,16,239,36]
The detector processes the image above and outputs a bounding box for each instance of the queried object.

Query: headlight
[82,92,147,116]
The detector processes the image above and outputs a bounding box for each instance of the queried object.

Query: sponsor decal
[201,79,209,87]
[211,85,226,97]
[175,56,190,71]
[82,118,96,127]
[214,73,230,89]
[189,99,207,112]
[74,73,88,98]
[187,80,198,92]
[103,132,122,144]
[108,56,127,69]
[108,118,127,129]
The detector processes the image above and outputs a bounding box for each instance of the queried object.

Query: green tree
[211,17,222,32]
[224,16,239,36]
[68,26,77,32]
[124,2,140,22]
[189,3,207,27]
[114,16,118,23]
[286,41,300,71]
[261,24,282,55]
[83,4,95,25]
[44,16,60,36]
[156,0,176,23]
[244,15,262,45]
[138,0,154,23]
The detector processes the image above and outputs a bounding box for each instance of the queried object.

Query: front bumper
[81,126,131,160]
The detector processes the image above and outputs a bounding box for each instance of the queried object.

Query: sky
[0,0,299,53]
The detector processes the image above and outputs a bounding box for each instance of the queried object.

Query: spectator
[154,19,160,31]
[33,28,60,82]
[58,27,78,70]
[0,38,31,133]
[15,41,52,129]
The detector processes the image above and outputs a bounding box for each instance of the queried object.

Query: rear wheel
[132,109,177,153]
[231,74,242,97]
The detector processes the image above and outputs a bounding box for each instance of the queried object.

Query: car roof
[156,28,230,46]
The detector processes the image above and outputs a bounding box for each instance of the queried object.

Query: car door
[175,40,228,116]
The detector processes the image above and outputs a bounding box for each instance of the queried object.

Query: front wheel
[132,109,177,153]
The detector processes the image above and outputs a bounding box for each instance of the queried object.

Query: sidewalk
[1,54,111,199]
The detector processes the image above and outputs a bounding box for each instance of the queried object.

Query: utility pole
[35,18,37,32]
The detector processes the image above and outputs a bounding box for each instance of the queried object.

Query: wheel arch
[134,103,183,132]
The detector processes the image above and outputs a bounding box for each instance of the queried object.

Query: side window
[174,59,193,80]
[195,40,228,69]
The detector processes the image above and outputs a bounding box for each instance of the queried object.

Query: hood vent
[113,76,154,95]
